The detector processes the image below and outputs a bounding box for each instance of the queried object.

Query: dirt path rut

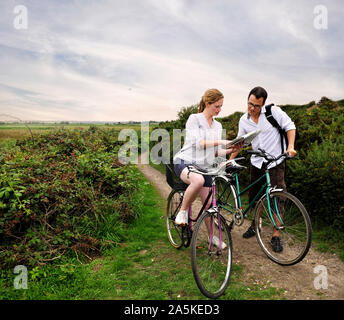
[137,161,344,300]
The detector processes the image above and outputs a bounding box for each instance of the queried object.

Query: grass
[0,123,141,143]
[149,161,166,174]
[311,224,344,261]
[1,125,341,299]
[0,169,282,300]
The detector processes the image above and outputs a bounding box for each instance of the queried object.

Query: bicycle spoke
[191,212,232,298]
[215,177,237,225]
[255,191,312,266]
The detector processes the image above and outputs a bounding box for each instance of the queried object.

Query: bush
[283,98,344,230]
[0,127,143,268]
[158,97,344,230]
[287,136,344,231]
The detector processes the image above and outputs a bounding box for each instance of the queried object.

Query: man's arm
[229,149,240,160]
[286,129,297,157]
[272,106,297,157]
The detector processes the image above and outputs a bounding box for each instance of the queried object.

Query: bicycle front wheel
[254,191,312,266]
[166,190,184,249]
[191,211,232,299]
[215,176,238,225]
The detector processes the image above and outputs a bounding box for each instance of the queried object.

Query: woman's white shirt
[173,113,224,168]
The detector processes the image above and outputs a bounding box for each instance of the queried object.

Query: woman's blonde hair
[198,89,224,113]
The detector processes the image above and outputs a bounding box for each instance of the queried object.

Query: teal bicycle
[215,149,312,266]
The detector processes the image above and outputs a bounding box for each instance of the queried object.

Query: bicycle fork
[266,188,285,230]
[208,184,224,253]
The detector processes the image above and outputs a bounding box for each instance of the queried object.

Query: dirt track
[137,161,344,300]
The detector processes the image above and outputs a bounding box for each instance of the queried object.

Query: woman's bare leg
[179,168,205,211]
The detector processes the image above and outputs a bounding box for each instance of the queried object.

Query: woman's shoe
[175,210,188,226]
[209,235,227,249]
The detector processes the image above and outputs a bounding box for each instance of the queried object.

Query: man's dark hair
[248,86,268,104]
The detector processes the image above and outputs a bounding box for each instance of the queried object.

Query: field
[0,123,142,143]
[0,108,343,300]
[0,122,281,300]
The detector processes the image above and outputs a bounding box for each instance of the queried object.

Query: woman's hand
[218,140,232,147]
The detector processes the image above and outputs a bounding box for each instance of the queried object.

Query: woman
[173,89,241,247]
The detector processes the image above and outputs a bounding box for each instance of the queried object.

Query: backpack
[265,104,298,153]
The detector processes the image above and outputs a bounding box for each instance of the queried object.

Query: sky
[0,0,343,122]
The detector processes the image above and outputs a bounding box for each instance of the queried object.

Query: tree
[177,104,198,127]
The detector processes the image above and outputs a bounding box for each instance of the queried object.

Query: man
[230,86,297,252]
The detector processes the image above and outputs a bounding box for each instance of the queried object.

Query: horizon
[1,95,342,124]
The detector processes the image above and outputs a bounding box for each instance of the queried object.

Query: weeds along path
[136,159,344,300]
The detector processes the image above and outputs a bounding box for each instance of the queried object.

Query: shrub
[158,97,344,230]
[287,135,344,231]
[0,127,143,268]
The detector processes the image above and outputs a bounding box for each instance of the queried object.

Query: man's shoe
[271,236,283,252]
[209,235,227,249]
[243,224,256,239]
[175,210,188,226]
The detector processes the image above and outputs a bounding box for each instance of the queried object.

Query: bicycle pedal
[234,208,244,226]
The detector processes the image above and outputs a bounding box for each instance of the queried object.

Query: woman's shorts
[173,159,212,188]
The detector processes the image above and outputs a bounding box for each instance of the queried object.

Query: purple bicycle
[165,159,242,299]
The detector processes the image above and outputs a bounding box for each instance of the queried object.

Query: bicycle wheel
[254,191,312,266]
[166,190,184,249]
[215,176,238,224]
[191,210,232,299]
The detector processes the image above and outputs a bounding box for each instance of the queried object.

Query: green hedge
[0,127,143,268]
[288,136,344,230]
[158,97,344,230]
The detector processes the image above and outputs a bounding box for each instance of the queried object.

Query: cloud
[0,0,343,121]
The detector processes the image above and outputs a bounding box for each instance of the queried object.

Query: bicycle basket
[165,164,188,191]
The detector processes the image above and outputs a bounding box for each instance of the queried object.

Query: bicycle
[215,149,312,266]
[165,160,240,299]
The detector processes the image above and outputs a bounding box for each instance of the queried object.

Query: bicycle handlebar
[186,157,246,177]
[186,149,295,178]
[246,148,294,164]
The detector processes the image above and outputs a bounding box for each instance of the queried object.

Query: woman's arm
[199,139,229,149]
[217,143,242,157]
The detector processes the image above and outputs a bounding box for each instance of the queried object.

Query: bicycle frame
[188,181,217,227]
[185,179,226,251]
[218,169,285,230]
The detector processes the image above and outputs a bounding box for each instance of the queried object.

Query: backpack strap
[265,104,288,153]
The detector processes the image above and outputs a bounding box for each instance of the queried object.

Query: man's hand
[286,146,297,157]
[286,130,297,157]
[226,142,242,155]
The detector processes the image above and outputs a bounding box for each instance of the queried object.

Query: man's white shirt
[237,105,296,169]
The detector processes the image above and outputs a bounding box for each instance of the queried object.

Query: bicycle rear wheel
[254,191,312,266]
[166,190,184,249]
[191,210,232,299]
